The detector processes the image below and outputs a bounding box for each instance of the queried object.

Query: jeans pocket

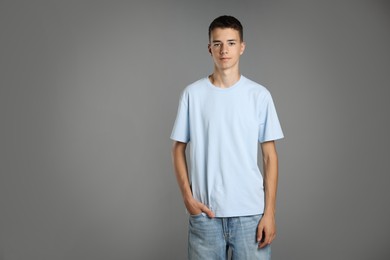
[190,212,204,218]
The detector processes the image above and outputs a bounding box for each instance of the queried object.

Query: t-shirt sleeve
[258,91,284,143]
[170,89,190,143]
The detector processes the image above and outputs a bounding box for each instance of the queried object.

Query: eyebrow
[212,39,237,43]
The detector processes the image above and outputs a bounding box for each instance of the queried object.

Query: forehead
[209,28,240,41]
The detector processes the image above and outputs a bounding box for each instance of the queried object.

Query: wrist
[183,195,195,205]
[263,208,275,217]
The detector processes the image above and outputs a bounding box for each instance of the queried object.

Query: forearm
[171,141,215,217]
[171,142,193,202]
[257,141,279,247]
[262,142,279,217]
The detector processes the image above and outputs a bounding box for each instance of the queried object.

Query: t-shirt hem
[259,134,284,143]
[170,135,189,143]
[213,210,264,218]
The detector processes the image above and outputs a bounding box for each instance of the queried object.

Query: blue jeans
[188,214,271,260]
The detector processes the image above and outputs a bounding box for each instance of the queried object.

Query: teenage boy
[171,15,284,259]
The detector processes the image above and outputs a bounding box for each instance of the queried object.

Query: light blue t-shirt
[170,75,284,217]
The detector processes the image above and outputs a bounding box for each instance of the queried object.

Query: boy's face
[208,28,245,71]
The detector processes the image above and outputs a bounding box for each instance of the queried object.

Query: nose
[220,44,228,54]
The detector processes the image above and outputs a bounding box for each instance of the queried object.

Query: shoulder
[180,78,208,98]
[241,76,271,99]
[184,78,208,92]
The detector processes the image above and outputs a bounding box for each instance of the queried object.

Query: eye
[228,42,236,46]
[213,43,221,47]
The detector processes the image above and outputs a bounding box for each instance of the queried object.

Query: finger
[202,205,215,218]
[257,226,264,244]
[259,238,268,248]
[259,229,271,248]
[269,232,276,244]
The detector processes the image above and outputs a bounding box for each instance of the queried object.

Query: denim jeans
[188,213,271,260]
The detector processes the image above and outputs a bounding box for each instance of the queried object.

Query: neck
[209,68,241,88]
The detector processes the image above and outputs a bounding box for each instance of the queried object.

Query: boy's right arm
[171,141,214,218]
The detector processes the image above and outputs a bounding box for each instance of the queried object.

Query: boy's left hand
[256,213,276,248]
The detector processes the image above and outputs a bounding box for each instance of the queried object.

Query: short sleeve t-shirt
[170,75,284,217]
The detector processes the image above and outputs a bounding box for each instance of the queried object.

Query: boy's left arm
[257,140,279,248]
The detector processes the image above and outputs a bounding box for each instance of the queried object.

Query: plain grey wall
[1,0,389,259]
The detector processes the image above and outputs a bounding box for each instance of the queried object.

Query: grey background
[1,0,389,259]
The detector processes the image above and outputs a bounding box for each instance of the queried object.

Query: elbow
[263,150,278,166]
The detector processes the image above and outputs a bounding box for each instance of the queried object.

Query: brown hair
[208,15,243,42]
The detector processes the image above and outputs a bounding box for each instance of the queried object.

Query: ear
[240,41,246,55]
[208,43,212,55]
